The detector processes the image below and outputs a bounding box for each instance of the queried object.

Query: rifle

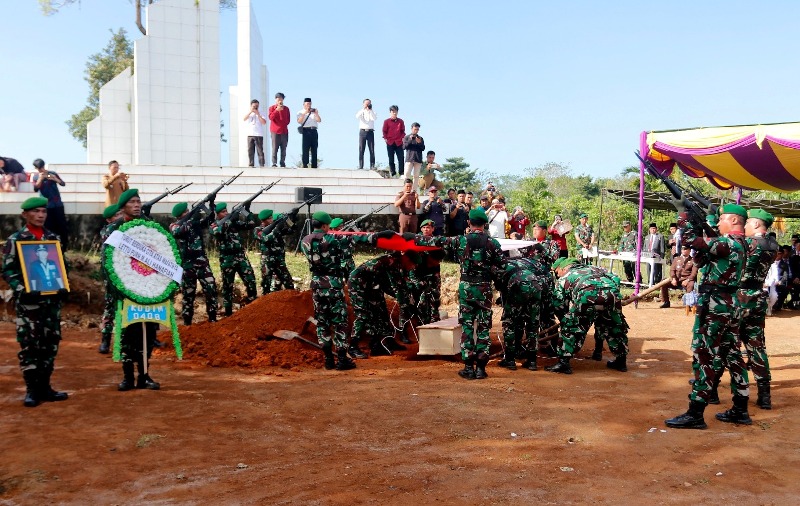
[190,171,243,208]
[141,182,193,217]
[220,179,282,224]
[684,178,720,216]
[263,192,327,236]
[634,152,717,237]
[341,203,390,231]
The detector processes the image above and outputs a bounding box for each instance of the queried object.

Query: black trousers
[247,136,265,167]
[301,129,318,168]
[386,144,403,175]
[271,132,288,166]
[45,206,69,251]
[358,130,375,169]
[623,260,635,282]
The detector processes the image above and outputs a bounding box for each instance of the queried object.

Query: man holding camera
[402,122,425,192]
[487,199,509,239]
[421,186,446,236]
[297,98,322,168]
[243,99,267,167]
[356,98,377,170]
[102,160,129,207]
[268,93,290,167]
[382,105,405,177]
[32,159,69,250]
[509,206,530,238]
[448,190,469,236]
[394,179,420,234]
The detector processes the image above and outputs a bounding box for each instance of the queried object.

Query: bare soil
[1,295,799,505]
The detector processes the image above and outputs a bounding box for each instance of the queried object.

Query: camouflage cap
[103,204,120,219]
[312,211,332,225]
[117,188,139,208]
[719,203,747,219]
[622,220,631,226]
[171,202,188,218]
[258,209,273,221]
[747,208,773,228]
[21,197,48,210]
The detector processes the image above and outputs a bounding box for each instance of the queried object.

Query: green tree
[67,28,134,148]
[440,157,479,193]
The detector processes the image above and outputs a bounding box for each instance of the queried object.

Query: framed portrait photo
[16,240,70,294]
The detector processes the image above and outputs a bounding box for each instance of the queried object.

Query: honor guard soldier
[254,209,295,294]
[210,202,258,316]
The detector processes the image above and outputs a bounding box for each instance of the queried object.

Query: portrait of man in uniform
[18,242,68,293]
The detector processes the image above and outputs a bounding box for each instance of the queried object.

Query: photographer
[31,159,69,250]
[297,97,321,168]
[402,122,425,192]
[102,160,130,207]
[548,214,569,258]
[394,179,421,233]
[486,199,509,239]
[421,186,446,236]
[509,206,530,238]
[243,98,267,167]
[268,92,290,167]
[356,98,377,170]
[448,190,469,236]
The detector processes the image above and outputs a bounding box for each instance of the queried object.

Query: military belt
[460,274,490,284]
[698,284,738,294]
[740,280,762,290]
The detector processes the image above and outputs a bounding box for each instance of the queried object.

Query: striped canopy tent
[639,122,800,192]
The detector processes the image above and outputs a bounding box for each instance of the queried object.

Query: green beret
[171,202,188,218]
[747,208,773,228]
[117,188,139,208]
[562,258,579,267]
[215,202,227,213]
[706,214,719,227]
[103,204,119,219]
[552,258,566,270]
[534,220,548,228]
[579,213,588,219]
[312,211,332,225]
[330,218,344,228]
[468,208,488,225]
[420,219,434,227]
[21,197,48,211]
[719,203,747,219]
[258,209,273,221]
[274,213,283,220]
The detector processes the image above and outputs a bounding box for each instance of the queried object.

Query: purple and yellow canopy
[640,123,800,191]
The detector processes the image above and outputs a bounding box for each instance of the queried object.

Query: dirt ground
[1,296,799,505]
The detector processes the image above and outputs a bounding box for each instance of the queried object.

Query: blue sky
[2,0,799,180]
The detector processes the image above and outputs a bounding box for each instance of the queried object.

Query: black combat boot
[715,395,752,425]
[22,370,40,408]
[591,337,603,361]
[458,358,476,380]
[606,354,627,372]
[545,357,572,374]
[521,350,538,371]
[756,379,772,410]
[118,362,136,391]
[136,360,160,390]
[707,376,721,405]
[224,307,233,317]
[39,366,68,402]
[347,339,368,359]
[336,348,357,371]
[385,337,407,351]
[208,311,217,323]
[497,350,517,370]
[370,337,392,356]
[474,358,489,380]
[98,334,111,354]
[665,400,707,429]
[322,342,336,370]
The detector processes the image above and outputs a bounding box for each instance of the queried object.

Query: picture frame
[15,240,70,294]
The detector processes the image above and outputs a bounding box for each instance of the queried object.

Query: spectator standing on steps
[31,159,69,250]
[268,93,290,167]
[394,179,420,234]
[356,98,377,170]
[243,99,267,167]
[297,98,321,168]
[402,123,425,193]
[382,105,405,177]
[102,160,129,207]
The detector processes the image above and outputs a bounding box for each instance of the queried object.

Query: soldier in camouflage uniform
[665,204,751,429]
[494,253,548,371]
[330,218,357,279]
[409,219,445,325]
[170,201,218,325]
[98,203,121,354]
[301,211,387,370]
[545,258,629,375]
[574,213,595,265]
[618,220,637,283]
[348,252,418,358]
[734,209,778,409]
[210,202,258,316]
[2,197,70,407]
[105,189,162,391]
[254,209,295,295]
[413,208,504,380]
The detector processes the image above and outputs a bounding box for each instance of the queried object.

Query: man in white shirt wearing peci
[356,98,377,170]
[297,98,322,168]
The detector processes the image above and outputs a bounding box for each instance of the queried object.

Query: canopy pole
[634,151,645,305]
[597,189,604,266]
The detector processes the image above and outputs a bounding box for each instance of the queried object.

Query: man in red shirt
[548,214,569,258]
[509,206,530,237]
[268,92,290,167]
[382,105,405,178]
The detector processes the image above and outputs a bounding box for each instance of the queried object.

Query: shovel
[272,330,322,349]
